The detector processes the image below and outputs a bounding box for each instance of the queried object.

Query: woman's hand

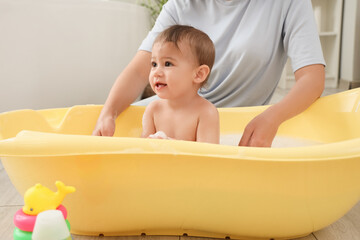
[92,114,116,136]
[239,64,325,147]
[238,108,280,147]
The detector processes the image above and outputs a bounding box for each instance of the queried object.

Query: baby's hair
[153,25,215,85]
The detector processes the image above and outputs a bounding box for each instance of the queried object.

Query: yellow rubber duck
[23,181,76,215]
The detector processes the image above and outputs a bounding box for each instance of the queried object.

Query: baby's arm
[141,103,156,138]
[196,104,220,144]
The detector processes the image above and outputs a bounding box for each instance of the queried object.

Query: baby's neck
[166,92,201,109]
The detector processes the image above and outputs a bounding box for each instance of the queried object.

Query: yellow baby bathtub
[1,89,360,240]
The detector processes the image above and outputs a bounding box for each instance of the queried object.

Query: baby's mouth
[155,82,167,90]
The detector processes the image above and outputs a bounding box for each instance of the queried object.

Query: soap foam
[220,134,321,148]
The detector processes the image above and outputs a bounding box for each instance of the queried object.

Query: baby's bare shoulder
[146,99,166,111]
[198,98,219,117]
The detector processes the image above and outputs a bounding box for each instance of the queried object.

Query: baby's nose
[154,67,164,77]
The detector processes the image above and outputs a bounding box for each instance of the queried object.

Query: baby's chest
[154,114,199,141]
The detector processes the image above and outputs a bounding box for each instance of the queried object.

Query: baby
[141,25,219,144]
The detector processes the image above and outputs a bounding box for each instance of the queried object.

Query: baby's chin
[155,92,170,99]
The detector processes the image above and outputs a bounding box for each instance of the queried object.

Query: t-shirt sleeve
[138,0,179,52]
[283,0,326,72]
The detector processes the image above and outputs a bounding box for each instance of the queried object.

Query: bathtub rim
[1,88,360,161]
[1,130,360,163]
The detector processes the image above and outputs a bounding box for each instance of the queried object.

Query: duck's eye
[151,62,157,67]
[30,208,33,211]
[165,61,172,67]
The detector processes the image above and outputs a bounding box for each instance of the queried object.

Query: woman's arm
[92,51,151,136]
[239,64,325,147]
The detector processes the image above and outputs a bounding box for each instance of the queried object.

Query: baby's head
[153,25,215,86]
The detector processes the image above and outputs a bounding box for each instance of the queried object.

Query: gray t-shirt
[139,0,325,107]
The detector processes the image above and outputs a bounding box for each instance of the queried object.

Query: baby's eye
[165,61,173,67]
[151,62,157,67]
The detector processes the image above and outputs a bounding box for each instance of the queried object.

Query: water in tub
[220,134,321,148]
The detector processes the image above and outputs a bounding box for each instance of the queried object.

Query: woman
[93,0,325,147]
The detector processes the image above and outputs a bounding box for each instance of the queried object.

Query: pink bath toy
[14,204,68,232]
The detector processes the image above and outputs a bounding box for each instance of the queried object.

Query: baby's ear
[193,65,210,84]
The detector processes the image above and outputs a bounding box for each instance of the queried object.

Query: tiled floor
[1,86,360,240]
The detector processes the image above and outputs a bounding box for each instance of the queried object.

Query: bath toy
[12,182,74,239]
[14,205,67,232]
[32,210,72,240]
[23,181,75,215]
[13,227,32,240]
[13,219,71,240]
[1,89,360,239]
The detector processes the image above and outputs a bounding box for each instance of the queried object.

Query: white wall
[340,0,360,84]
[0,0,150,112]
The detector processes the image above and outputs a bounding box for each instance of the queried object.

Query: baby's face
[149,41,199,100]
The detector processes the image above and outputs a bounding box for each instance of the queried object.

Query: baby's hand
[148,131,171,140]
